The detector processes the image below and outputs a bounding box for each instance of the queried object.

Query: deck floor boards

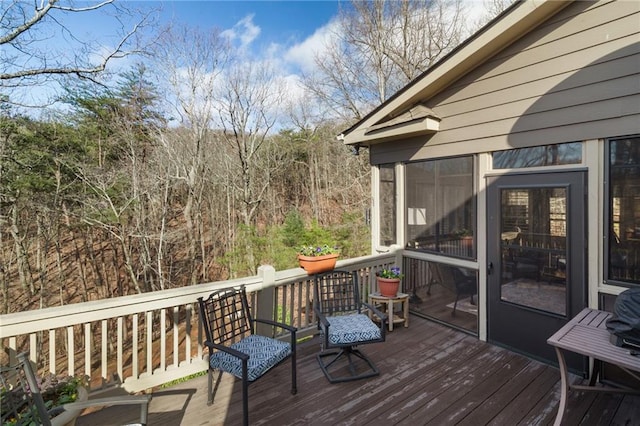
[76,315,640,425]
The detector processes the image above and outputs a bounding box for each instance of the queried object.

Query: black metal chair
[428,263,477,315]
[1,352,151,426]
[450,266,477,315]
[314,270,387,383]
[197,285,297,426]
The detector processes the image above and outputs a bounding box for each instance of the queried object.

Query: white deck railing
[0,252,397,393]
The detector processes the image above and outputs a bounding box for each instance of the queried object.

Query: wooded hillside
[0,91,371,313]
[1,0,503,314]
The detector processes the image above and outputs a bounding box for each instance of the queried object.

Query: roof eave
[341,116,440,146]
[340,0,574,146]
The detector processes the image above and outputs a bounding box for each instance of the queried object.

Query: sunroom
[339,0,640,374]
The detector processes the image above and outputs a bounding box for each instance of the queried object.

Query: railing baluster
[287,284,294,327]
[185,304,192,365]
[305,279,312,327]
[117,316,123,382]
[132,313,139,379]
[29,333,36,365]
[146,311,152,376]
[84,323,91,379]
[160,308,166,372]
[295,283,302,328]
[8,337,17,366]
[196,308,203,361]
[67,326,74,376]
[101,320,107,387]
[49,329,55,374]
[172,306,179,368]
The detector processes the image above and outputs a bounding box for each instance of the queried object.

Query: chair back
[430,263,476,294]
[314,270,362,316]
[429,262,451,289]
[198,286,253,346]
[1,352,52,426]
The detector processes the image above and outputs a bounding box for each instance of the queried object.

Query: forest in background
[1,0,509,314]
[1,80,371,313]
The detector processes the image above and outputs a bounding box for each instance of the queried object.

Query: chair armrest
[61,394,151,411]
[203,340,249,361]
[362,302,388,325]
[363,301,388,338]
[59,394,151,426]
[254,318,297,334]
[254,318,297,345]
[313,306,330,328]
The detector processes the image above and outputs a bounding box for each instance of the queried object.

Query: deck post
[256,265,276,336]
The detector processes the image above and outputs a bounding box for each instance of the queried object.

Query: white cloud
[284,19,340,74]
[221,14,261,49]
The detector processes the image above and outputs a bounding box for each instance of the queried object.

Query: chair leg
[207,368,224,406]
[241,376,249,426]
[207,368,213,405]
[291,351,297,395]
[317,347,380,384]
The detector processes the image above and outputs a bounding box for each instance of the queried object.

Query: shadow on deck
[76,315,640,425]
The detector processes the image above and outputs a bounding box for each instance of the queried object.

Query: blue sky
[4,0,490,112]
[50,0,488,79]
[156,1,341,46]
[154,1,345,74]
[3,1,345,109]
[59,1,347,78]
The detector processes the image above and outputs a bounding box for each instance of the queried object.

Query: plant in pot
[376,266,404,297]
[3,372,88,426]
[454,228,473,249]
[297,244,340,275]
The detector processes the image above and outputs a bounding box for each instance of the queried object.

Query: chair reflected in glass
[428,263,477,316]
[197,285,297,426]
[314,270,387,383]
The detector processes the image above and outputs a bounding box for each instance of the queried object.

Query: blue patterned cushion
[210,334,291,382]
[327,314,381,345]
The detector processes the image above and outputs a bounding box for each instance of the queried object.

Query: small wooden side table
[368,292,410,331]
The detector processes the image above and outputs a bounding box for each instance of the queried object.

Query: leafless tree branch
[1,0,154,99]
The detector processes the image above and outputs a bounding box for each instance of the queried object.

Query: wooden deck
[76,315,640,425]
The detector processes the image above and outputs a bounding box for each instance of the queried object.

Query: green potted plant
[376,266,404,297]
[297,244,340,275]
[2,372,88,426]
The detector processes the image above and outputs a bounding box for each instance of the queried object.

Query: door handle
[487,262,494,275]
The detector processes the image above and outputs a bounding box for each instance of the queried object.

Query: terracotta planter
[377,277,401,297]
[460,236,473,249]
[297,253,339,275]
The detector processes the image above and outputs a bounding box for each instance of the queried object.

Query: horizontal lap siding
[370,0,640,164]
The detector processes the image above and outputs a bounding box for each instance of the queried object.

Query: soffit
[359,104,441,143]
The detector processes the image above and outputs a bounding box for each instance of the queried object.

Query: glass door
[487,172,587,372]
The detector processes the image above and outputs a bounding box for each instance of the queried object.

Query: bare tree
[153,24,230,283]
[1,0,153,105]
[380,0,465,80]
[475,0,516,28]
[303,0,467,122]
[218,60,283,227]
[216,59,285,274]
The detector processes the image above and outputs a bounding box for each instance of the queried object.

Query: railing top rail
[0,276,261,338]
[0,253,397,339]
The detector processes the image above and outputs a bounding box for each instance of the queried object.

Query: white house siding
[370,0,640,165]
